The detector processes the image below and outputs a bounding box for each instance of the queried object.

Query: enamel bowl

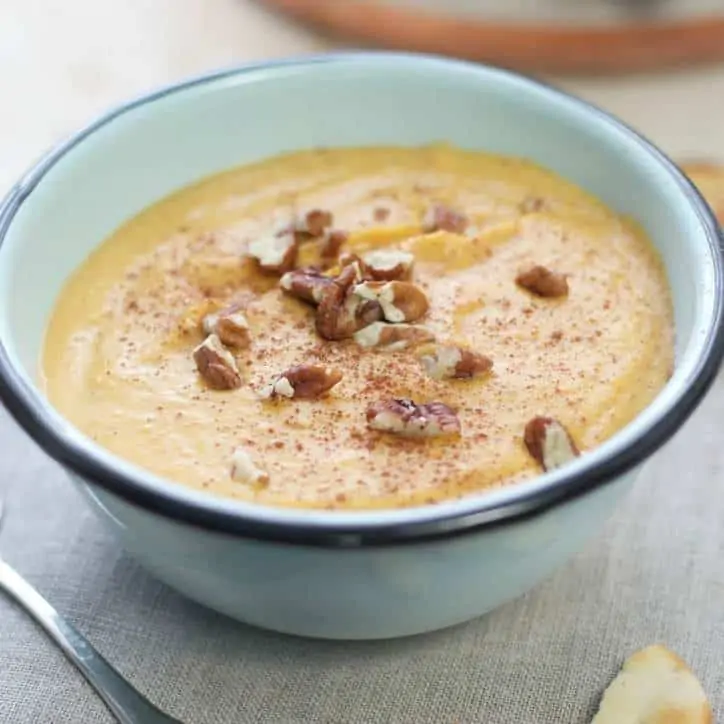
[0,54,722,639]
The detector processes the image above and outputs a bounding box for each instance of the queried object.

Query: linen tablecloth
[2,2,724,722]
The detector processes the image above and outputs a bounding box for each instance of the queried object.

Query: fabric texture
[1,373,723,724]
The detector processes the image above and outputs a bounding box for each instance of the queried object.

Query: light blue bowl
[0,54,722,639]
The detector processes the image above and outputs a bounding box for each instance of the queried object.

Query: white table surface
[1,2,724,722]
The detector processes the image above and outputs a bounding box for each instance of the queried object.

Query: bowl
[0,53,722,640]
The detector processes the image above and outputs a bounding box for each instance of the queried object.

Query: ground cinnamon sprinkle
[42,145,674,510]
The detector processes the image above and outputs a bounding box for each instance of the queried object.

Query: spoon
[0,498,182,723]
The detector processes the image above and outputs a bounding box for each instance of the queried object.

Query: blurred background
[2,0,724,197]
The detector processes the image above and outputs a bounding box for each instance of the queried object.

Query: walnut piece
[419,345,493,380]
[230,446,269,487]
[260,365,342,400]
[246,228,298,274]
[354,322,435,351]
[524,416,579,471]
[280,267,334,306]
[515,265,568,298]
[422,204,468,234]
[354,280,429,323]
[193,334,241,390]
[315,264,383,340]
[202,305,251,348]
[366,398,461,438]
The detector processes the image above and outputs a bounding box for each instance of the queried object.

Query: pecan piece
[362,249,414,281]
[524,416,579,471]
[261,364,342,400]
[319,230,348,266]
[515,265,568,298]
[373,206,391,222]
[366,398,461,438]
[354,280,429,323]
[354,322,435,351]
[296,209,333,237]
[202,305,251,348]
[315,264,383,340]
[422,204,468,234]
[230,446,269,487]
[246,228,298,274]
[520,196,548,214]
[419,345,493,380]
[280,267,334,306]
[340,250,413,282]
[193,334,241,390]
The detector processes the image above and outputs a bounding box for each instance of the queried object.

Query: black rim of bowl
[0,53,722,548]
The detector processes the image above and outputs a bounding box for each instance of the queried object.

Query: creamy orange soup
[42,145,674,509]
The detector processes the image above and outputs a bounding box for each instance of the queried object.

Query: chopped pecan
[366,398,461,438]
[261,364,342,400]
[340,250,413,282]
[524,416,579,471]
[515,265,568,298]
[202,305,251,348]
[193,334,241,390]
[315,264,383,340]
[319,230,348,266]
[519,196,548,214]
[361,249,414,281]
[354,280,429,323]
[373,206,391,222]
[296,209,333,237]
[422,204,468,234]
[230,446,269,487]
[419,345,493,380]
[246,229,298,274]
[280,267,334,306]
[354,322,435,351]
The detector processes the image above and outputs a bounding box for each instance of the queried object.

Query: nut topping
[362,249,414,281]
[524,416,579,471]
[246,229,298,274]
[422,204,468,234]
[354,322,435,351]
[296,209,333,237]
[260,365,342,400]
[520,196,548,214]
[515,265,569,298]
[280,267,334,305]
[193,334,241,390]
[354,280,429,323]
[230,446,269,487]
[366,399,461,438]
[202,305,251,348]
[319,230,348,266]
[373,206,391,222]
[419,345,493,380]
[340,250,414,282]
[315,264,383,340]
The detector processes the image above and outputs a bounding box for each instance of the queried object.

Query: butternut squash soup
[41,145,674,509]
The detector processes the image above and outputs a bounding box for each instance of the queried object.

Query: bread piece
[592,645,712,724]
[680,161,724,225]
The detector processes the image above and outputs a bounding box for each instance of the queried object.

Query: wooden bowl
[262,0,724,74]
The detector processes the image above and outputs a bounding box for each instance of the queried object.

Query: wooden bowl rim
[261,0,724,74]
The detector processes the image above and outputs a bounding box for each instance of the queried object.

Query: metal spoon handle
[0,558,181,724]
